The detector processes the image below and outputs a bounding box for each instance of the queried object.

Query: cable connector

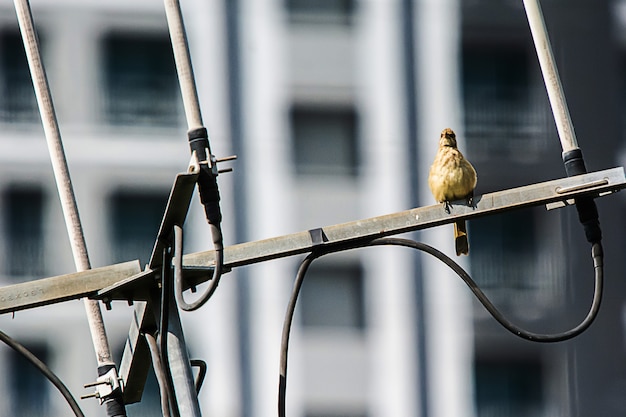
[81,367,124,404]
[187,127,236,227]
[562,148,602,243]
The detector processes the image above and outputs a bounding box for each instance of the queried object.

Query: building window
[290,106,359,177]
[474,358,544,417]
[299,259,365,329]
[469,209,561,312]
[462,44,553,161]
[285,0,356,25]
[2,186,45,279]
[109,191,168,266]
[470,209,535,290]
[9,343,51,416]
[0,30,39,124]
[102,33,180,127]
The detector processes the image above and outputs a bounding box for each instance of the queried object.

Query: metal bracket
[81,367,124,404]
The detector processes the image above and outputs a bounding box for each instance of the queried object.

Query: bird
[428,128,477,256]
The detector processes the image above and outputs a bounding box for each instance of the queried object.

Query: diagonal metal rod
[13,0,117,373]
[164,0,203,130]
[523,0,578,153]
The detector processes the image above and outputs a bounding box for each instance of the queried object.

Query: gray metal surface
[183,167,626,269]
[166,299,202,416]
[148,170,198,270]
[119,301,154,404]
[0,168,623,315]
[0,260,141,315]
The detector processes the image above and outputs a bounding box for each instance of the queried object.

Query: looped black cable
[278,237,604,416]
[176,128,225,312]
[368,238,604,342]
[190,359,208,394]
[175,225,224,312]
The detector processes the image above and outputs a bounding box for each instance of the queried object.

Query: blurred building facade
[0,0,624,416]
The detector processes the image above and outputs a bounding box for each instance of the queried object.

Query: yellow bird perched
[428,128,477,256]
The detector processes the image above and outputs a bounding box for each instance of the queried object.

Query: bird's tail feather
[454,220,469,256]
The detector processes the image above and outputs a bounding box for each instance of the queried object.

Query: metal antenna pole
[13,0,125,415]
[523,0,578,154]
[524,0,602,244]
[164,0,226,313]
[164,0,203,129]
[161,4,209,413]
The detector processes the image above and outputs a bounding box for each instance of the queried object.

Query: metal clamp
[547,177,613,210]
[81,367,124,404]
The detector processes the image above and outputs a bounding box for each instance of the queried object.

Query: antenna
[0,0,621,416]
[13,0,125,415]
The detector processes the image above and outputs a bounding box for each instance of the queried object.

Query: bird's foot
[466,193,474,208]
[443,201,452,214]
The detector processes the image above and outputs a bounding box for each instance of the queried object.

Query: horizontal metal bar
[183,167,626,269]
[0,168,624,314]
[0,169,198,314]
[0,260,141,314]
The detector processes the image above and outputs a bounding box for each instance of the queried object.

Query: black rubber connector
[563,149,602,243]
[188,127,209,161]
[104,398,126,417]
[97,364,126,417]
[188,127,222,226]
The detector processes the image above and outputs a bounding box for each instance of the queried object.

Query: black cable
[190,359,207,395]
[367,238,604,342]
[176,128,226,312]
[0,329,85,417]
[160,246,181,417]
[278,253,317,417]
[278,237,604,416]
[145,332,172,417]
[176,225,224,312]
